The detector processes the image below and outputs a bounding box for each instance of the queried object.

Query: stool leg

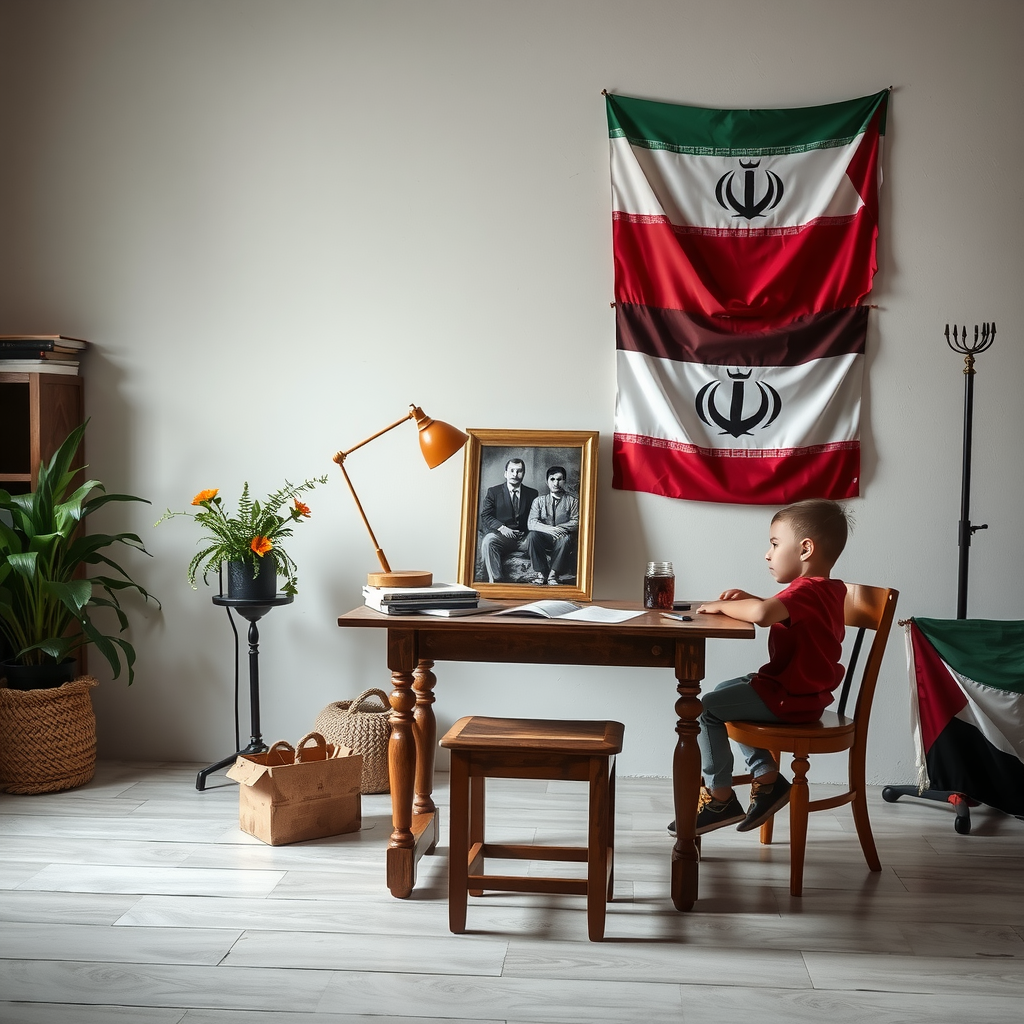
[606,757,617,902]
[448,752,470,933]
[468,775,485,897]
[586,754,610,941]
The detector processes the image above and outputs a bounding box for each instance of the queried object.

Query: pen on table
[661,612,693,622]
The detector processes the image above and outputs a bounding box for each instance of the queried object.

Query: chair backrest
[836,584,899,720]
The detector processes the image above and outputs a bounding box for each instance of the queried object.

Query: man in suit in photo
[478,457,539,583]
[526,465,580,585]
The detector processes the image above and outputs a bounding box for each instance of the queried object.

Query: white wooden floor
[1,762,1023,1024]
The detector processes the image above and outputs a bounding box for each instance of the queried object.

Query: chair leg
[586,754,610,941]
[850,749,881,872]
[788,754,810,897]
[447,753,470,933]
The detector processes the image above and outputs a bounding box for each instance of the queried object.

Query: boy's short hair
[546,466,566,479]
[772,499,852,566]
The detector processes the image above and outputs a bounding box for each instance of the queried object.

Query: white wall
[1,0,1022,782]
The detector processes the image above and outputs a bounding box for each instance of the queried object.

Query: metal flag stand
[882,322,996,834]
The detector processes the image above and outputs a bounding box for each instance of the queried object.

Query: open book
[496,600,644,623]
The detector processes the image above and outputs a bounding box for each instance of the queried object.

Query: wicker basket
[0,676,98,794]
[313,688,392,794]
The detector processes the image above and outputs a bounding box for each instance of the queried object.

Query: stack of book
[362,583,488,616]
[0,335,89,375]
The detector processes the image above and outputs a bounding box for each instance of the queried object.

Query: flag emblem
[715,160,785,220]
[695,371,782,437]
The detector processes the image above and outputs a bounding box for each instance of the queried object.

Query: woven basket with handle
[313,688,392,794]
[0,676,99,794]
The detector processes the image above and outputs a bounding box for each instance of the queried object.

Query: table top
[338,599,755,640]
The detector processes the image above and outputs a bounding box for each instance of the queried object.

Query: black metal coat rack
[945,322,995,618]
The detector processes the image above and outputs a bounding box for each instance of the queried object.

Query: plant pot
[226,558,278,602]
[0,676,98,794]
[0,657,78,691]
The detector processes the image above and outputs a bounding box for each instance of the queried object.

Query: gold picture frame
[457,429,599,601]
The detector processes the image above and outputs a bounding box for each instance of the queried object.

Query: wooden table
[336,601,754,911]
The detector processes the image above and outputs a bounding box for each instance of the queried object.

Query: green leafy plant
[157,475,328,596]
[0,422,158,684]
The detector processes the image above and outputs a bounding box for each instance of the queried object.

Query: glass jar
[643,561,675,609]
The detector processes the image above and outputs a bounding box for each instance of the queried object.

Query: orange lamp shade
[411,406,469,469]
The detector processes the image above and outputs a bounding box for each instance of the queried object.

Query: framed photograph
[457,429,599,601]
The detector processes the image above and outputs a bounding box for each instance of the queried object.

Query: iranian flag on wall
[608,90,889,504]
[906,618,1024,816]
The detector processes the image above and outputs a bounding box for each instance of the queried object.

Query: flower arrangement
[157,475,328,596]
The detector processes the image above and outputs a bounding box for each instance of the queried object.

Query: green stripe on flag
[914,617,1024,695]
[607,90,888,156]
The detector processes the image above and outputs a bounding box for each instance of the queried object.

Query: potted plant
[157,475,328,598]
[0,421,158,690]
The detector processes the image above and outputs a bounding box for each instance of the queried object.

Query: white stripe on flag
[952,669,1024,761]
[905,625,931,792]
[614,350,862,451]
[610,136,865,230]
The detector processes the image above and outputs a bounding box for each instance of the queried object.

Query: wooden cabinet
[0,371,84,494]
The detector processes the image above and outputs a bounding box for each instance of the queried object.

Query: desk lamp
[333,404,468,588]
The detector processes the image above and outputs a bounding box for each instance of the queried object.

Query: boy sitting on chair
[671,498,851,836]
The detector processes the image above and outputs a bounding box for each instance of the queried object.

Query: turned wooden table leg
[385,628,418,898]
[671,638,705,912]
[412,659,437,820]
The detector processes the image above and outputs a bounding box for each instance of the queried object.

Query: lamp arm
[335,407,415,460]
[334,458,392,574]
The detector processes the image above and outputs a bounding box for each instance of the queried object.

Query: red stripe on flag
[911,622,969,752]
[844,103,885,219]
[612,434,860,504]
[616,303,868,364]
[612,213,878,329]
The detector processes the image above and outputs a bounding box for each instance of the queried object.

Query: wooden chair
[440,716,624,941]
[726,584,898,896]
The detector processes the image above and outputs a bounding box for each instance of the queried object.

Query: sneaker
[667,787,746,837]
[547,572,559,585]
[737,776,791,832]
[533,573,547,585]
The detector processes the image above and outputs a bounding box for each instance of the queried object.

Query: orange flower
[293,499,311,517]
[250,536,273,557]
[191,488,219,506]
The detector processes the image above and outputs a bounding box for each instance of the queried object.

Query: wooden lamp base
[366,570,433,588]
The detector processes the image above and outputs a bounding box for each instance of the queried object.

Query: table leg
[412,659,437,819]
[386,667,417,898]
[412,659,440,862]
[671,638,705,911]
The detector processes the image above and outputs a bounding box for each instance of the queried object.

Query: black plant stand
[195,593,294,792]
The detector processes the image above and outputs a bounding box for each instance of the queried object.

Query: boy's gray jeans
[698,674,784,790]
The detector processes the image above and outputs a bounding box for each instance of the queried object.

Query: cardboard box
[226,732,362,845]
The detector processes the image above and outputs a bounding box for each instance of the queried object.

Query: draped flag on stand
[608,89,889,504]
[905,618,1024,816]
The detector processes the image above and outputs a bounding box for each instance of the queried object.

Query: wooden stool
[440,716,624,942]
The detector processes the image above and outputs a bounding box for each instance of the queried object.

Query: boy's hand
[696,594,789,627]
[697,589,758,614]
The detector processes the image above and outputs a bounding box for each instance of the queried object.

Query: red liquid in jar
[644,574,675,609]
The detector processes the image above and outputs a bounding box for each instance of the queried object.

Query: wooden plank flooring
[1,762,1022,1023]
